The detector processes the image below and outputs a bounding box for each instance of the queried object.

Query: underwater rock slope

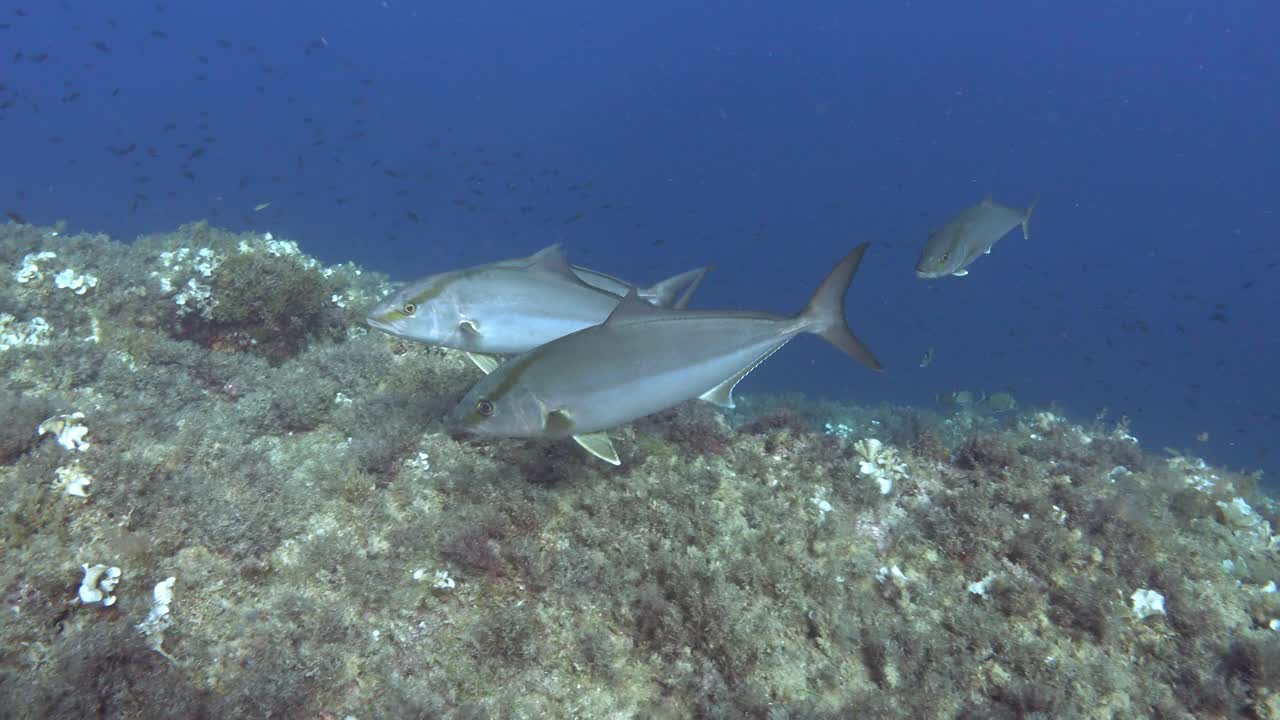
[2,222,1278,719]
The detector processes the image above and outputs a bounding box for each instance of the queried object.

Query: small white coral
[54,462,93,497]
[1218,497,1261,529]
[0,314,52,351]
[53,268,98,295]
[15,251,57,283]
[173,277,214,317]
[823,422,854,440]
[876,565,908,584]
[968,574,997,597]
[1131,588,1166,619]
[413,568,455,589]
[137,576,176,653]
[38,412,91,452]
[810,487,833,522]
[853,438,907,495]
[78,564,121,606]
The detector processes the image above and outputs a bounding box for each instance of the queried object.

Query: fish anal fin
[699,343,788,409]
[466,352,502,374]
[573,432,620,465]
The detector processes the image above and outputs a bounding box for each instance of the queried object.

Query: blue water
[3,1,1276,477]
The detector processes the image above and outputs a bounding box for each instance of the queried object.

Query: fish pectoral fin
[573,432,620,465]
[466,352,502,374]
[458,319,481,336]
[952,269,969,276]
[544,408,575,435]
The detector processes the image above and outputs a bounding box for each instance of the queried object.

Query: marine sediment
[2,222,1277,718]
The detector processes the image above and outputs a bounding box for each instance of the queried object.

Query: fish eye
[475,399,495,417]
[940,253,950,262]
[403,303,417,315]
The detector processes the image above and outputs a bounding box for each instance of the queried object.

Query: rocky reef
[2,222,1278,719]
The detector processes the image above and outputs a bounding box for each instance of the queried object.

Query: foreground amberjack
[448,244,882,464]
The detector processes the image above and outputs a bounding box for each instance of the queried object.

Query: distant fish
[253,201,271,211]
[915,196,1038,278]
[366,245,710,368]
[447,245,881,464]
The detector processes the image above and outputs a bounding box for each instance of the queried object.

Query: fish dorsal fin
[646,266,712,308]
[981,194,994,207]
[698,343,788,409]
[573,432,620,465]
[466,352,502,374]
[527,244,579,280]
[605,288,661,324]
[459,319,481,336]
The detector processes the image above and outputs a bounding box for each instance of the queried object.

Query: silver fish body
[448,245,881,462]
[915,196,1037,278]
[366,245,708,355]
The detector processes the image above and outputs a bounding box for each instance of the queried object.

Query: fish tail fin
[647,265,712,308]
[1022,196,1040,239]
[800,244,882,371]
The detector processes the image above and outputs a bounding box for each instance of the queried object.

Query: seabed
[2,222,1278,719]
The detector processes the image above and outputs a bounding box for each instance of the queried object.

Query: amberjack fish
[448,244,882,464]
[915,196,1038,279]
[366,245,709,372]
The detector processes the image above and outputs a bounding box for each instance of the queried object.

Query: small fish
[253,201,271,211]
[447,245,881,464]
[919,345,934,368]
[4,210,27,224]
[915,196,1038,279]
[936,390,979,410]
[366,245,710,368]
[982,392,1018,413]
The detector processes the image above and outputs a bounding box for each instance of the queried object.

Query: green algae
[1,222,1279,719]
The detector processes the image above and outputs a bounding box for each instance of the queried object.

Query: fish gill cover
[1,1,1279,718]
